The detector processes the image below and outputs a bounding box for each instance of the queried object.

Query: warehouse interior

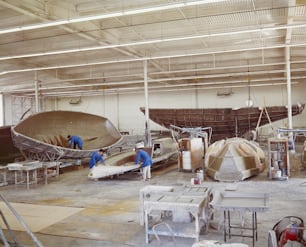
[0,1,306,247]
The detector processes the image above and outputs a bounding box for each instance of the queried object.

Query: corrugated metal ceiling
[0,0,305,97]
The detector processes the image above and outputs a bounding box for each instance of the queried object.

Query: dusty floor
[0,157,306,247]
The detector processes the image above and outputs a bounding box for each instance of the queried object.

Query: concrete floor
[0,157,306,247]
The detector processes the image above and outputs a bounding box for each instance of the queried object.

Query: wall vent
[69,97,82,104]
[217,89,234,97]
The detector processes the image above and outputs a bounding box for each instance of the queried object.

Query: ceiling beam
[2,42,306,76]
[2,21,306,62]
[0,0,225,34]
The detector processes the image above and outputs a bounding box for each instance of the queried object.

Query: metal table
[212,191,269,247]
[0,166,8,186]
[7,161,42,189]
[42,161,60,184]
[143,185,211,243]
[140,185,175,226]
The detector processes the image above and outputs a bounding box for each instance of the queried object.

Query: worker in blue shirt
[89,149,105,170]
[67,135,83,150]
[134,142,153,181]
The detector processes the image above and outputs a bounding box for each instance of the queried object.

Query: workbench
[139,185,174,226]
[142,185,211,243]
[212,191,269,247]
[7,161,42,189]
[42,161,60,184]
[0,166,8,186]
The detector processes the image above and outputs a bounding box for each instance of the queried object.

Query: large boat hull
[140,104,305,143]
[0,126,23,164]
[11,111,122,161]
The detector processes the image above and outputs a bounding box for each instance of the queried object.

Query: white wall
[3,83,305,135]
[2,95,35,125]
[3,94,12,126]
[42,83,306,136]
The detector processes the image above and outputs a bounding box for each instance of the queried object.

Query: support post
[285,46,293,145]
[144,60,151,147]
[34,72,39,113]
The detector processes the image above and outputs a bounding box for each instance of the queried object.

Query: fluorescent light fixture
[2,23,306,61]
[4,74,300,94]
[3,42,306,76]
[7,72,303,94]
[0,0,225,34]
[14,81,299,98]
[245,99,254,107]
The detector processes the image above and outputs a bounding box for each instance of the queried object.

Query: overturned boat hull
[204,137,265,181]
[11,111,122,161]
[140,104,305,143]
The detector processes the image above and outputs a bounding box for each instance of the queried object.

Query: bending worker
[89,149,105,171]
[134,142,153,181]
[67,135,83,150]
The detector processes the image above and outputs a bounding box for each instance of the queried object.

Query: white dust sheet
[0,202,83,232]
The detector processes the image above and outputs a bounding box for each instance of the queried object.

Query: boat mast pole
[143,59,152,146]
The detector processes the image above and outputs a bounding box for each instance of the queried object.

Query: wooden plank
[0,202,83,232]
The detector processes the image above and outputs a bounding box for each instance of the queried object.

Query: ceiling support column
[285,46,293,145]
[286,46,292,128]
[143,59,151,147]
[34,72,39,113]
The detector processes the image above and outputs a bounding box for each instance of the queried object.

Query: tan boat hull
[11,111,122,160]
